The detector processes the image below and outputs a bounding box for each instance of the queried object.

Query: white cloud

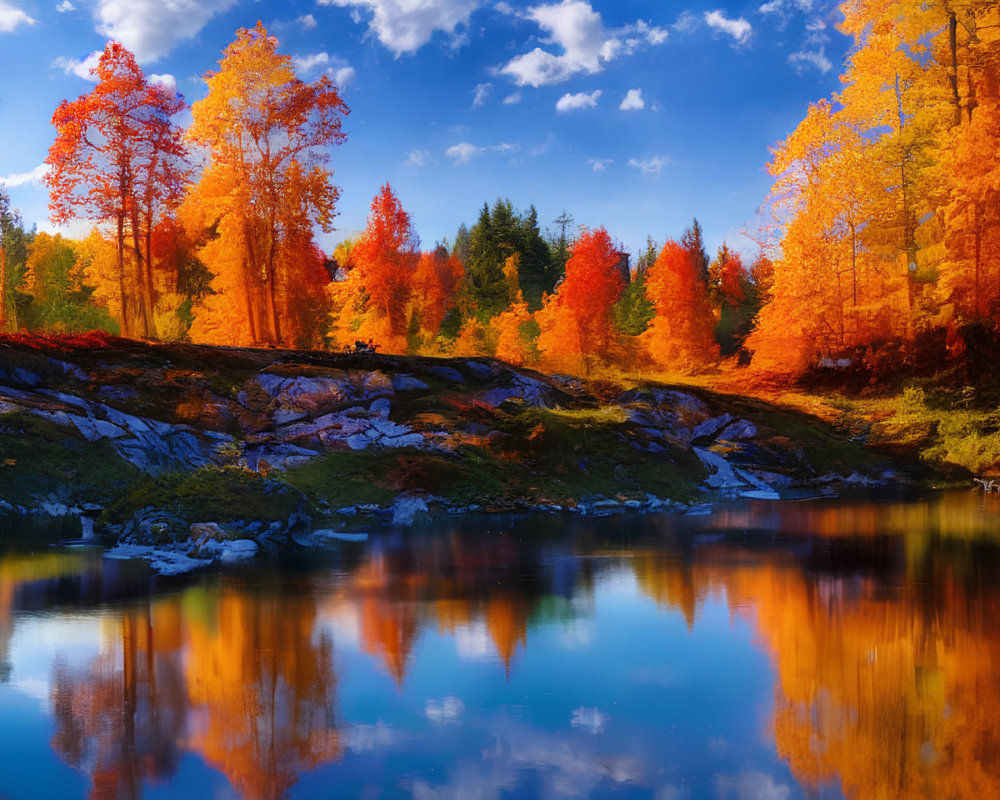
[758,0,812,14]
[56,0,74,12]
[1,163,50,188]
[619,88,644,111]
[628,155,668,175]
[587,158,611,171]
[788,47,831,73]
[52,50,102,81]
[425,696,465,724]
[704,10,752,44]
[320,0,481,56]
[298,13,318,30]
[502,91,522,105]
[472,81,492,107]
[447,142,481,163]
[407,148,430,167]
[787,16,831,73]
[714,770,792,800]
[148,73,177,94]
[555,89,601,112]
[500,1,667,87]
[446,141,518,163]
[494,1,515,14]
[94,0,238,62]
[294,52,332,73]
[292,52,356,86]
[672,10,697,33]
[570,706,609,734]
[0,0,34,32]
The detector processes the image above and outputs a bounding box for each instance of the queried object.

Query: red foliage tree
[352,184,420,338]
[45,42,188,339]
[537,227,624,370]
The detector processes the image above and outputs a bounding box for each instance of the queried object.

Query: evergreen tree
[0,187,31,332]
[681,219,710,283]
[635,235,658,276]
[452,223,470,265]
[464,203,508,318]
[548,210,574,283]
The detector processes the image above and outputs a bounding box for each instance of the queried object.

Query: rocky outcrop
[0,335,912,573]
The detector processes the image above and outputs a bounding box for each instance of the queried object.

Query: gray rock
[219,539,259,563]
[427,365,465,383]
[273,408,307,425]
[481,374,554,409]
[346,432,374,450]
[68,413,127,442]
[717,419,757,441]
[369,397,391,418]
[391,494,429,525]
[692,414,734,442]
[464,361,495,379]
[0,365,41,387]
[392,374,429,392]
[256,372,351,412]
[357,370,394,401]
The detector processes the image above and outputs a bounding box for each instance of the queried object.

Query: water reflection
[1,491,1000,799]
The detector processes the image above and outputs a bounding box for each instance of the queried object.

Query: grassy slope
[0,336,917,535]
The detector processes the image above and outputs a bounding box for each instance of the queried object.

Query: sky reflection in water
[2,491,1000,799]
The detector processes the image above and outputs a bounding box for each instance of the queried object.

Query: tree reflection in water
[8,493,999,799]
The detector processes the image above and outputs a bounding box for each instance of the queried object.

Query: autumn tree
[45,42,188,339]
[186,21,348,347]
[536,227,624,372]
[411,245,464,342]
[642,239,718,373]
[0,187,29,332]
[354,184,420,338]
[21,233,116,333]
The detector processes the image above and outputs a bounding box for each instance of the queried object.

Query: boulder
[391,494,429,525]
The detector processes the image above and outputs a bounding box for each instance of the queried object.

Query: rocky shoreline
[0,334,919,574]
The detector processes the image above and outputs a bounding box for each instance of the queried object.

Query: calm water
[2,492,1000,800]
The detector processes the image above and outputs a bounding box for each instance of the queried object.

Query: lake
[1,491,999,799]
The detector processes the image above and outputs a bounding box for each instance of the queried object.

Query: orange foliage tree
[45,42,188,339]
[642,240,718,373]
[536,227,623,372]
[412,247,463,337]
[186,21,347,347]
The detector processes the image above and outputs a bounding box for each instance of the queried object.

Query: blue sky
[0,0,849,261]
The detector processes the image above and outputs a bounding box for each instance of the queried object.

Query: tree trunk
[949,11,962,126]
[130,212,156,339]
[117,213,131,338]
[0,245,6,332]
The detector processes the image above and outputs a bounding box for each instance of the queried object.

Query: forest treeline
[1,3,998,381]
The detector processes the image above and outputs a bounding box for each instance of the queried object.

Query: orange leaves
[537,227,623,371]
[186,21,348,348]
[412,248,463,337]
[642,240,718,373]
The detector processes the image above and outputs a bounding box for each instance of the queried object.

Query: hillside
[0,334,928,571]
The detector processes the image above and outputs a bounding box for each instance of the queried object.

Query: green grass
[0,411,141,506]
[284,446,507,507]
[100,466,304,531]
